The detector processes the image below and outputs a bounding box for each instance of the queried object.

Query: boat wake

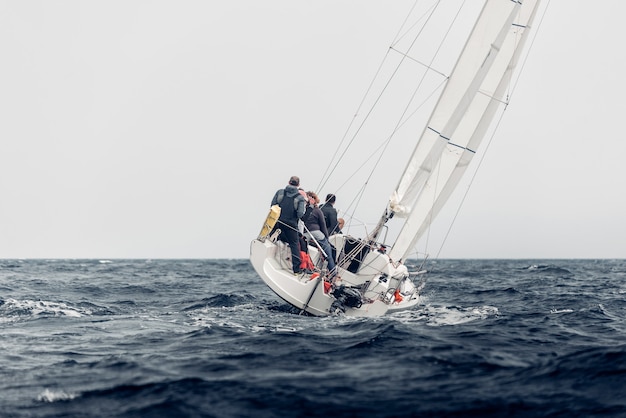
[390,304,499,327]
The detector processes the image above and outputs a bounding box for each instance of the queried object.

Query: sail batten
[388,0,541,261]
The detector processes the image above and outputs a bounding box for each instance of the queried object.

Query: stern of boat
[250,238,335,316]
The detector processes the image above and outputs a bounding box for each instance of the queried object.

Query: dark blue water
[1,259,625,417]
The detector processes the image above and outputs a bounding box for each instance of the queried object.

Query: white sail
[389,0,541,261]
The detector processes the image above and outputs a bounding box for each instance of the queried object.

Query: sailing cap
[289,176,300,186]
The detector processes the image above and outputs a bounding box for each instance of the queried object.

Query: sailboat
[250,0,543,316]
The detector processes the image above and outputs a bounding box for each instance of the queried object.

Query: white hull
[250,234,420,317]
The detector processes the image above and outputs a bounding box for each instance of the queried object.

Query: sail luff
[389,0,541,261]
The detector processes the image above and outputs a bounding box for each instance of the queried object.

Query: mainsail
[388,0,541,261]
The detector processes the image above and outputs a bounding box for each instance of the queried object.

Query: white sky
[1,1,625,259]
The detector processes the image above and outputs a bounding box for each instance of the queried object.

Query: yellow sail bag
[258,204,281,239]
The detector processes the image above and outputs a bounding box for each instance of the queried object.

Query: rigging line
[316,1,429,193]
[496,0,549,107]
[344,183,375,241]
[391,0,439,48]
[325,75,448,228]
[318,2,442,194]
[389,46,449,79]
[347,2,448,201]
[330,74,448,200]
[390,0,422,46]
[336,211,374,243]
[392,77,449,132]
[509,0,551,97]
[316,47,393,193]
[477,89,509,106]
[384,0,469,171]
[331,141,392,194]
[319,0,434,194]
[318,52,411,194]
[320,177,369,242]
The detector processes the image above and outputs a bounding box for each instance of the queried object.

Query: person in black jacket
[303,191,336,273]
[270,176,307,274]
[320,194,344,235]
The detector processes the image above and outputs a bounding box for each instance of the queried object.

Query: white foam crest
[2,298,89,317]
[424,305,499,326]
[388,303,499,326]
[550,308,574,314]
[37,388,77,403]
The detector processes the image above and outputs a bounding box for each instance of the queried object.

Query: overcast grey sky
[1,1,625,259]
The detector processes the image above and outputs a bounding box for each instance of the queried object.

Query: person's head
[288,176,300,187]
[325,194,336,205]
[307,191,320,206]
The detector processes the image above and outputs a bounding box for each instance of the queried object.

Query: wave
[0,299,118,323]
[37,388,77,403]
[3,259,624,418]
[524,264,573,275]
[185,293,256,309]
[474,287,519,295]
[1,298,89,319]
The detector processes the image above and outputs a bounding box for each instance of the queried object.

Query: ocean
[1,259,625,417]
